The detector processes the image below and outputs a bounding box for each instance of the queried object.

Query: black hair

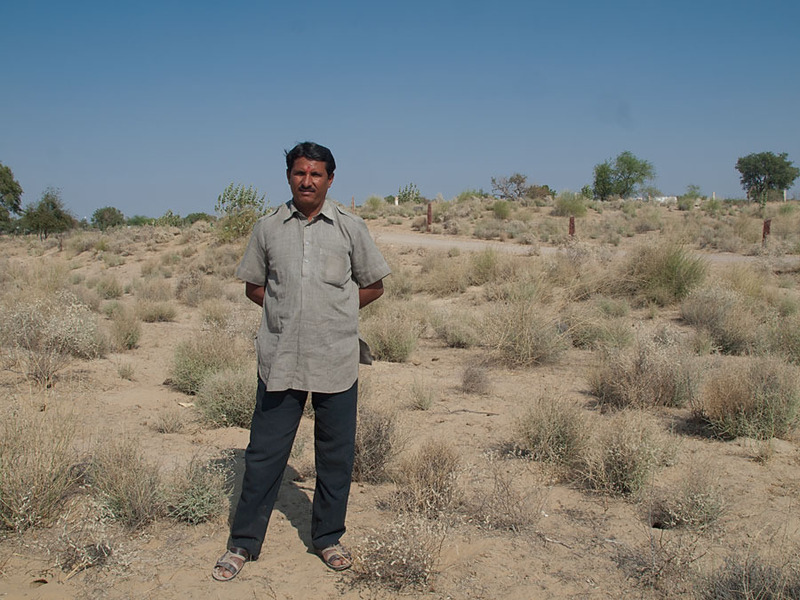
[284,141,336,177]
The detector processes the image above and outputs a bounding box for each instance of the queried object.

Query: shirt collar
[286,199,335,223]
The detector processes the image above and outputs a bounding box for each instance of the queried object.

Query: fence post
[426,201,432,233]
[762,219,771,247]
[569,216,575,237]
[351,196,355,210]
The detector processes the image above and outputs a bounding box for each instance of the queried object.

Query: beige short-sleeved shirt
[236,200,391,393]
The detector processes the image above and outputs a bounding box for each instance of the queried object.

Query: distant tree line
[2,149,799,239]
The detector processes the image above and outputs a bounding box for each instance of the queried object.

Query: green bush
[552,191,587,217]
[621,243,708,306]
[492,200,511,220]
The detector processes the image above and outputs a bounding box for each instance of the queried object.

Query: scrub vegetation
[2,197,800,597]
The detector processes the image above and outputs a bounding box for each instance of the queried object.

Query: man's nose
[300,174,313,187]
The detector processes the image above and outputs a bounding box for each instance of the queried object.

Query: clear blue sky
[3,0,799,220]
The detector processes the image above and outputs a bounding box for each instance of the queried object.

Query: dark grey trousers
[228,379,358,559]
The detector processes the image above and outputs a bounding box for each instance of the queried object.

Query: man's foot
[212,547,249,581]
[318,543,352,571]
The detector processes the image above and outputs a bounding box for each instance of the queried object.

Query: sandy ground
[1,219,800,599]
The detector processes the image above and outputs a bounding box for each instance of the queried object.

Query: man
[212,142,390,581]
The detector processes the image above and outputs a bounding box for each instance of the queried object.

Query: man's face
[287,157,334,218]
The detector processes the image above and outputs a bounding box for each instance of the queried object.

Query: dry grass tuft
[620,242,708,306]
[165,456,229,524]
[467,455,544,532]
[513,394,588,469]
[170,330,252,395]
[694,357,800,440]
[700,553,800,600]
[589,335,701,409]
[392,439,461,518]
[352,516,445,592]
[484,300,569,367]
[581,411,674,497]
[353,397,400,484]
[648,472,725,531]
[460,360,492,395]
[195,367,256,428]
[0,404,81,532]
[90,439,164,530]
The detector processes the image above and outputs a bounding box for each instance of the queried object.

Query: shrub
[552,191,587,217]
[484,301,569,367]
[0,405,80,531]
[0,292,108,384]
[90,439,164,529]
[165,457,229,524]
[581,411,672,497]
[621,243,708,306]
[701,554,800,600]
[170,331,251,395]
[175,270,224,307]
[109,307,141,351]
[430,309,480,348]
[467,458,544,532]
[134,278,173,302]
[195,367,256,428]
[417,251,470,296]
[589,336,700,409]
[353,397,400,484]
[409,377,436,410]
[392,439,461,518]
[513,395,588,468]
[648,473,724,531]
[680,286,763,355]
[460,361,491,395]
[94,274,123,299]
[360,301,424,363]
[492,200,511,220]
[135,300,177,322]
[562,306,633,350]
[694,358,800,440]
[353,516,444,592]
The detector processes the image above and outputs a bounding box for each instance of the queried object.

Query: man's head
[285,142,336,177]
[285,141,335,219]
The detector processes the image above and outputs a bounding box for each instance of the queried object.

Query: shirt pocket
[320,245,350,287]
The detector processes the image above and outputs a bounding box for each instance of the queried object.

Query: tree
[592,161,615,201]
[22,187,76,239]
[396,182,421,204]
[0,162,23,222]
[592,151,656,200]
[735,152,800,207]
[612,151,655,198]
[491,173,528,200]
[215,183,267,241]
[91,206,125,230]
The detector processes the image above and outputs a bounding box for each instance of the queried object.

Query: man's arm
[359,280,384,308]
[245,282,265,307]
